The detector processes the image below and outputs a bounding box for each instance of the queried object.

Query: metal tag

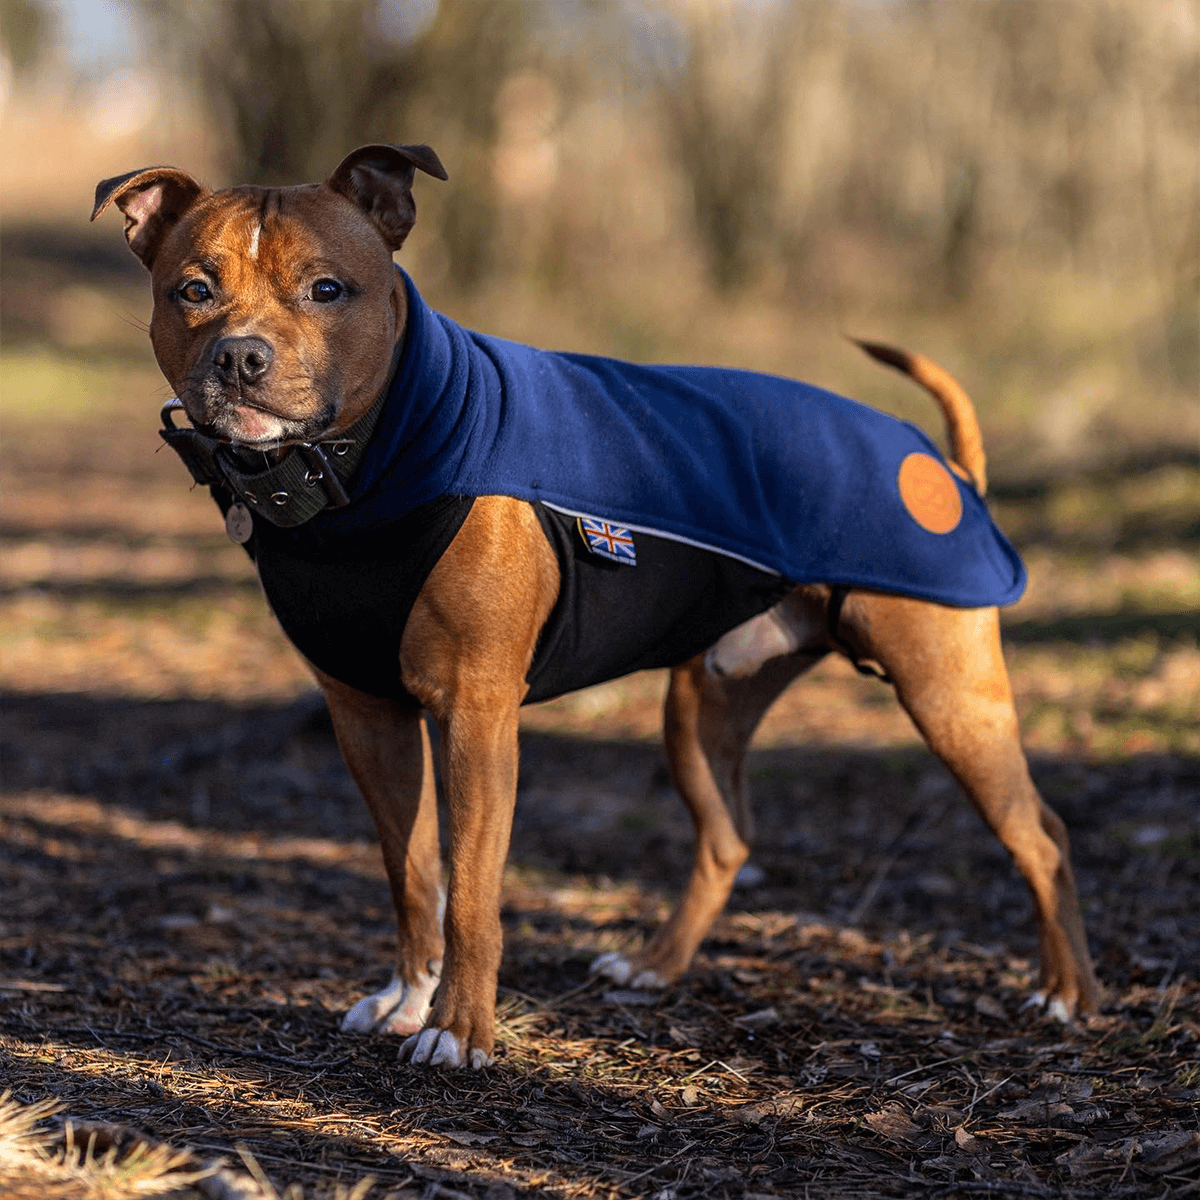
[225,501,254,544]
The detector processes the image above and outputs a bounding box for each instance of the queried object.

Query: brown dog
[93,144,1100,1069]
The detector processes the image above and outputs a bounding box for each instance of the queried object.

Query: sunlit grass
[0,345,167,428]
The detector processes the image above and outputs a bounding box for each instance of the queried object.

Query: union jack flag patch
[577,516,637,566]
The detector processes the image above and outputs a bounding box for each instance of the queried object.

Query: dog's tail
[850,339,988,496]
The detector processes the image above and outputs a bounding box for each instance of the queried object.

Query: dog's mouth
[183,378,337,450]
[221,397,300,445]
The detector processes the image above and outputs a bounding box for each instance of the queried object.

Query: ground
[1,269,1198,1197]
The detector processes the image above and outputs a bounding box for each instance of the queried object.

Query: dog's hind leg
[842,591,1101,1019]
[593,590,829,988]
[317,672,445,1036]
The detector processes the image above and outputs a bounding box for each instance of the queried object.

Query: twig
[884,1053,975,1086]
[964,1072,1015,1116]
[149,1027,351,1071]
[617,1140,698,1187]
[846,800,952,926]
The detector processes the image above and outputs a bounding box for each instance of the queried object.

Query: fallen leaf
[1057,1138,1135,1177]
[728,1096,803,1125]
[729,1105,767,1125]
[443,1131,497,1147]
[998,1097,1075,1122]
[602,988,659,1006]
[734,1006,780,1030]
[1143,1129,1200,1174]
[1058,1130,1200,1178]
[974,994,1007,1020]
[865,1105,922,1145]
[954,1125,982,1153]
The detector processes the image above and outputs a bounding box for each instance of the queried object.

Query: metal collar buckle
[298,443,351,507]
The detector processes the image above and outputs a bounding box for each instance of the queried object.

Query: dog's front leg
[399,695,523,1069]
[394,495,559,1069]
[316,671,445,1036]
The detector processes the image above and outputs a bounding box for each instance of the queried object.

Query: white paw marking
[590,953,667,991]
[590,952,633,984]
[401,1027,444,1064]
[630,968,666,990]
[1019,989,1074,1023]
[399,1027,491,1069]
[247,222,261,261]
[341,967,440,1035]
[706,604,813,677]
[1047,996,1072,1024]
[429,1030,462,1067]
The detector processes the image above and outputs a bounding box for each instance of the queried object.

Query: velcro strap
[827,586,891,682]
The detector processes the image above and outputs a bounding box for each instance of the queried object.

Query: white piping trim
[540,501,781,576]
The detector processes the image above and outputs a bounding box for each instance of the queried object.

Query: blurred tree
[649,1,867,295]
[126,0,1196,349]
[650,1,796,292]
[136,0,535,290]
[0,0,50,78]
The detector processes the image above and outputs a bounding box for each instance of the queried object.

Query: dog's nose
[212,336,274,385]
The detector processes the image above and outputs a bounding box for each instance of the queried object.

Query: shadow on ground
[2,683,1198,1198]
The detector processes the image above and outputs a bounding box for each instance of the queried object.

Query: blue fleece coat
[327,272,1024,609]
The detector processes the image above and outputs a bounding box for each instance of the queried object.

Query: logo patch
[898,452,963,534]
[577,516,637,565]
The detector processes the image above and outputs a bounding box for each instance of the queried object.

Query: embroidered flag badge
[578,516,637,566]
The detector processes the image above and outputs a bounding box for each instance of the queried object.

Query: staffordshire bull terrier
[92,144,1099,1069]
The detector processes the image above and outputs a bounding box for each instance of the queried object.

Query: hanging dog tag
[225,501,254,544]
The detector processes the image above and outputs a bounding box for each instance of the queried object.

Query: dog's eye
[310,279,344,303]
[177,280,212,304]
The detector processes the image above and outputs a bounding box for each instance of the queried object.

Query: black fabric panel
[248,495,475,700]
[525,505,792,705]
[206,488,790,709]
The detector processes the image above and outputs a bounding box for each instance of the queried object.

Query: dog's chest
[243,494,789,704]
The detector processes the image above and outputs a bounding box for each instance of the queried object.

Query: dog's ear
[327,144,448,251]
[92,167,206,270]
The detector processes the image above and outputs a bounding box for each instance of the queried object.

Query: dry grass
[0,1089,222,1200]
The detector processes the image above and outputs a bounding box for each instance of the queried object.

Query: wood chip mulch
[2,692,1198,1199]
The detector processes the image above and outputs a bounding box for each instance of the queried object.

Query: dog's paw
[399,1027,492,1070]
[341,969,440,1035]
[1021,990,1075,1025]
[589,951,667,990]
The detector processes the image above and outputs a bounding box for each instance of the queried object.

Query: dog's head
[92,145,446,447]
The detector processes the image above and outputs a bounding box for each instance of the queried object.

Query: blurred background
[3,0,1197,465]
[0,0,1196,739]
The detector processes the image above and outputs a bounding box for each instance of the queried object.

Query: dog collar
[159,389,386,533]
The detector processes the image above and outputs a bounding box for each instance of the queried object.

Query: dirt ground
[2,318,1199,1197]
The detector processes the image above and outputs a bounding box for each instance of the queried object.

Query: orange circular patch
[898,452,962,534]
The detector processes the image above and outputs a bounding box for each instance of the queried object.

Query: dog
[93,143,1100,1069]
